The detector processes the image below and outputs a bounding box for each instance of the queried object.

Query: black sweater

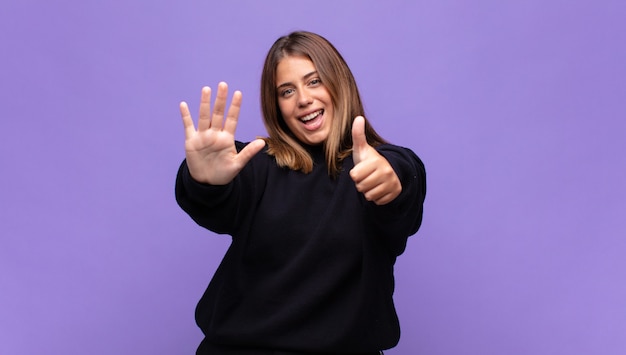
[175,142,426,354]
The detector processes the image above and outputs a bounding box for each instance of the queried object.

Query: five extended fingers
[180,83,258,185]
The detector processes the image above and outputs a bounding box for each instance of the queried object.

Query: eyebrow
[276,71,318,90]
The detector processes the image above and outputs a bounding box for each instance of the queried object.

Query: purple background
[1,1,625,354]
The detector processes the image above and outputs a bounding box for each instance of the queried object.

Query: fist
[349,116,402,205]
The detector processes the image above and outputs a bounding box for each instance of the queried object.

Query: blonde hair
[260,31,387,176]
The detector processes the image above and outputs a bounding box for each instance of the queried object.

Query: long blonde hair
[260,31,387,176]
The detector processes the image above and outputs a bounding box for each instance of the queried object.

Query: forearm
[367,146,427,254]
[175,160,237,234]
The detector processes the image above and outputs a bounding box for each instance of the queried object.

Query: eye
[280,88,295,97]
[309,78,322,86]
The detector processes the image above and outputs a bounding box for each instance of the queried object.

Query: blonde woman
[176,31,426,355]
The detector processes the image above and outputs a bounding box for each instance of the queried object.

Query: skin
[179,83,265,185]
[179,65,401,204]
[350,116,402,205]
[275,56,334,145]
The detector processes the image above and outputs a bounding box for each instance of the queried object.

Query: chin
[300,135,328,146]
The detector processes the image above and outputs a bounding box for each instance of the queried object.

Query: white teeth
[301,110,322,122]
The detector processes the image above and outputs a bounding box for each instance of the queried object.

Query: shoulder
[376,143,426,195]
[376,144,424,168]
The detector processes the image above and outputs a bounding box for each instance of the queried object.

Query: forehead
[276,55,317,84]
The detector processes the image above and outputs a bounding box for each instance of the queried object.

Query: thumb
[236,138,265,166]
[351,116,368,164]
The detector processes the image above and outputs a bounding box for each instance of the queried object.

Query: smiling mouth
[300,109,324,122]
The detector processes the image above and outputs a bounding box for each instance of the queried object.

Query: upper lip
[297,109,323,120]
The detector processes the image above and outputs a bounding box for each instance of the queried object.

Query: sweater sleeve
[175,160,236,234]
[368,144,427,255]
[174,141,264,236]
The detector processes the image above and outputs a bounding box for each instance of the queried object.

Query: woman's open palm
[180,82,265,185]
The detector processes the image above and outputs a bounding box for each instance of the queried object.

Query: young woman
[176,31,426,355]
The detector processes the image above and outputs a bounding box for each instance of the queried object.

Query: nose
[297,88,313,107]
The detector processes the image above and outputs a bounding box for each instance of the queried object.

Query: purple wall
[1,1,624,354]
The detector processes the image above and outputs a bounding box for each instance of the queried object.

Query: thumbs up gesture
[349,116,402,205]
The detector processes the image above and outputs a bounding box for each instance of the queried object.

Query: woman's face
[275,55,334,146]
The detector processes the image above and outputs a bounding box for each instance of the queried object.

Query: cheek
[277,100,291,119]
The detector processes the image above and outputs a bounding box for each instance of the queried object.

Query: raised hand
[349,116,402,205]
[180,82,265,185]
